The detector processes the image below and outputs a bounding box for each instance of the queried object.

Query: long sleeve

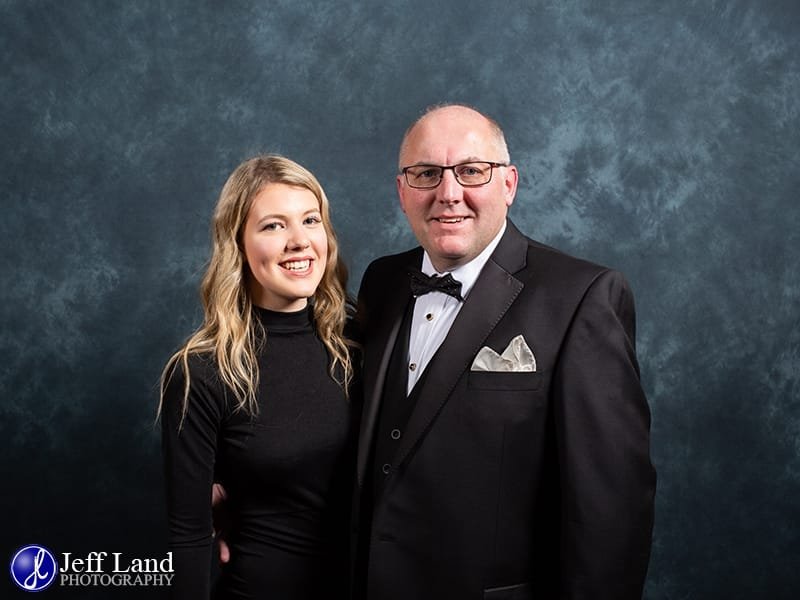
[553,269,656,599]
[161,356,224,599]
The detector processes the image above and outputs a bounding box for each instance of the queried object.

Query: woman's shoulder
[164,351,221,389]
[161,351,229,419]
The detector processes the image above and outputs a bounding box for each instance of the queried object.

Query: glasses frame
[400,161,509,189]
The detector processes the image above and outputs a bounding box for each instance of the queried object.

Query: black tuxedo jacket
[354,220,655,600]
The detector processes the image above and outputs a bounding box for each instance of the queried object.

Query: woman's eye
[262,222,282,231]
[304,215,322,225]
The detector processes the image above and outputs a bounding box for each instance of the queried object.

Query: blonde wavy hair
[159,155,353,423]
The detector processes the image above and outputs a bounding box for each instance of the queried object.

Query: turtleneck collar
[253,304,313,334]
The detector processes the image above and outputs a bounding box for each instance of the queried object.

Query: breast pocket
[467,370,544,391]
[484,582,533,599]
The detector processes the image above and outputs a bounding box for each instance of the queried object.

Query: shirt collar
[420,220,507,300]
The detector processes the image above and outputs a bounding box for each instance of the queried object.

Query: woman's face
[241,183,328,312]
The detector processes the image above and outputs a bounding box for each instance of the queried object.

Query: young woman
[160,155,357,599]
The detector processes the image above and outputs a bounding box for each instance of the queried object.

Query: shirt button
[381,463,391,475]
[409,363,417,371]
[390,429,401,440]
[426,313,434,321]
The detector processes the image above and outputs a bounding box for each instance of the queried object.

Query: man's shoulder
[526,237,609,275]
[505,221,612,280]
[363,247,423,278]
[509,226,627,298]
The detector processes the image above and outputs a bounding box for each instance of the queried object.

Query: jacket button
[390,429,401,440]
[381,463,391,475]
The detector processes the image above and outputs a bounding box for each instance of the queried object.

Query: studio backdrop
[2,1,798,598]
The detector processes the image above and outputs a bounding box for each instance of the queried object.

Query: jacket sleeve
[161,357,223,599]
[553,269,656,599]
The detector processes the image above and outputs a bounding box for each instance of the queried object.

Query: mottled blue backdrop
[2,1,798,598]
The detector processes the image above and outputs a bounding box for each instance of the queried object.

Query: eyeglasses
[400,161,508,189]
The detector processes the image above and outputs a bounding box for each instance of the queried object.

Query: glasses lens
[454,162,492,185]
[405,166,443,189]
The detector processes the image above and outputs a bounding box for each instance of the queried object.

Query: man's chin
[426,244,471,271]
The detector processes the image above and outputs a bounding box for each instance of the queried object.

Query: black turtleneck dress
[162,306,356,599]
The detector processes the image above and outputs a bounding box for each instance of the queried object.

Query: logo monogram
[10,545,58,592]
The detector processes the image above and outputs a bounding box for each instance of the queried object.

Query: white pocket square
[470,335,537,372]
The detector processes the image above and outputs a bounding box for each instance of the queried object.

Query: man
[353,103,655,599]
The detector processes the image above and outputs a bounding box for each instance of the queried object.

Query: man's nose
[436,169,462,203]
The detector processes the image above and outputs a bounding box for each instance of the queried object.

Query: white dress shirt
[406,222,507,394]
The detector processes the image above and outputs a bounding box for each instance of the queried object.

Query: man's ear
[503,164,519,208]
[396,174,408,214]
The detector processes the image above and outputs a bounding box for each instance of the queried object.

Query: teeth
[282,259,310,271]
[437,217,464,223]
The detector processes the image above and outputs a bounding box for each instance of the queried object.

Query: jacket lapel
[390,222,529,476]
[356,251,419,487]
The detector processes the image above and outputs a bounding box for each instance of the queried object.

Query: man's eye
[457,165,483,176]
[416,168,440,179]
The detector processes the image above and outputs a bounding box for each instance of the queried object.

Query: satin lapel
[390,230,527,474]
[356,261,415,487]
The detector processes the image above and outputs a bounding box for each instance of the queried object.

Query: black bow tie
[409,269,463,301]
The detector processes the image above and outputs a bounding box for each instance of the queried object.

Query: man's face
[397,106,518,272]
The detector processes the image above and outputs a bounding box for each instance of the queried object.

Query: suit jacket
[354,220,656,600]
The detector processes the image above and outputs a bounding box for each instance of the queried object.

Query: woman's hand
[212,483,230,564]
